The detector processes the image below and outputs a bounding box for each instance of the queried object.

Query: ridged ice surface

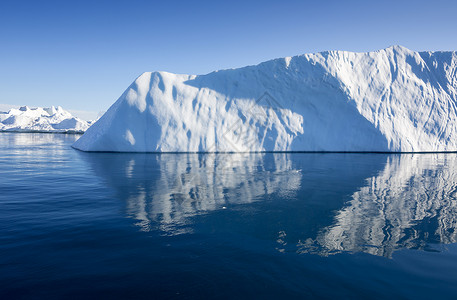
[73,46,457,152]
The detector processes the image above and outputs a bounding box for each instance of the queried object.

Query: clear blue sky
[1,0,456,113]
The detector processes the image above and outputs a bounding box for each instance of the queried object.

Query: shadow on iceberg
[182,57,390,152]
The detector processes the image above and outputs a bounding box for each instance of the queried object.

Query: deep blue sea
[1,133,457,299]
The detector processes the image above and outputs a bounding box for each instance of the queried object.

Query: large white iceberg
[0,106,92,133]
[73,46,457,152]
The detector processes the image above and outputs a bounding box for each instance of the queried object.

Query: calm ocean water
[1,132,457,299]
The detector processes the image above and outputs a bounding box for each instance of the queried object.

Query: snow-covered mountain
[0,106,93,133]
[73,46,457,152]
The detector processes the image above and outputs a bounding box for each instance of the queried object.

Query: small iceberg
[0,106,93,133]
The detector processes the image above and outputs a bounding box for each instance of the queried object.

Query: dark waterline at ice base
[1,133,457,299]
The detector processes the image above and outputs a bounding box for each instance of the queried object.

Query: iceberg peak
[385,44,410,51]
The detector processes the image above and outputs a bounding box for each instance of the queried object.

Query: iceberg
[73,46,457,152]
[0,106,92,133]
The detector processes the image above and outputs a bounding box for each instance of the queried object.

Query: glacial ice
[0,106,92,133]
[73,46,457,152]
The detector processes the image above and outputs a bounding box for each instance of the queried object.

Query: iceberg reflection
[80,150,457,256]
[80,152,302,234]
[298,154,457,257]
[0,132,81,168]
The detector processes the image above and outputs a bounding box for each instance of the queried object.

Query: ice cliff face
[73,46,457,152]
[0,106,92,133]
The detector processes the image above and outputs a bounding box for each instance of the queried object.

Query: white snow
[0,106,93,133]
[73,46,457,152]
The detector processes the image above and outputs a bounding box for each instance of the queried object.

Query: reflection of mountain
[0,133,80,163]
[79,152,302,234]
[0,132,80,146]
[298,155,457,257]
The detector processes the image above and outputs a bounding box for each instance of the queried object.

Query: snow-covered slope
[0,106,92,133]
[73,46,457,152]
